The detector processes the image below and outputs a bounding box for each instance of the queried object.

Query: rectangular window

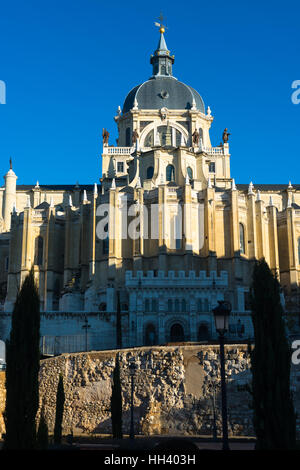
[209,162,215,173]
[244,291,251,311]
[5,257,9,272]
[117,162,124,173]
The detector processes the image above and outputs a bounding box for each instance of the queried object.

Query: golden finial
[154,12,167,34]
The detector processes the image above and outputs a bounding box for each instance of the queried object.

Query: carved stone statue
[222,128,231,143]
[192,129,200,145]
[102,128,109,145]
[132,129,139,145]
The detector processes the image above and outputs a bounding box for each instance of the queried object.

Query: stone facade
[0,29,300,352]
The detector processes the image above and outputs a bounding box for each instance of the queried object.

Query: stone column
[267,203,280,277]
[247,186,257,259]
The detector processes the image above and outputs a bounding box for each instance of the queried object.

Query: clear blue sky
[0,0,299,185]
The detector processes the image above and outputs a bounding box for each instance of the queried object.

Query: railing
[40,335,86,355]
[201,146,224,155]
[103,146,133,155]
[102,145,226,156]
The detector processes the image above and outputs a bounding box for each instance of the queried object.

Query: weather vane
[154,12,167,34]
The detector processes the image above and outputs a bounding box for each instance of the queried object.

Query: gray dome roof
[122,77,205,114]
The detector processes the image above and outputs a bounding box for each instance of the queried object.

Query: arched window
[99,302,107,312]
[168,299,173,312]
[203,298,209,312]
[166,164,175,182]
[170,323,184,342]
[239,223,245,254]
[181,299,187,312]
[146,166,154,179]
[197,298,203,312]
[144,129,154,147]
[34,236,43,266]
[198,323,210,341]
[187,167,193,180]
[145,324,156,346]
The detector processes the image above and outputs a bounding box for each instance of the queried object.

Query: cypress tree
[111,354,123,438]
[4,267,40,449]
[36,405,49,450]
[54,374,65,445]
[250,259,296,449]
[116,290,122,349]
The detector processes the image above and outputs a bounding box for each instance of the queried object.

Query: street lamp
[211,376,218,442]
[212,300,231,451]
[129,361,136,440]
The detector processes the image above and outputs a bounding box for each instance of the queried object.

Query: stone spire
[93,183,98,197]
[231,178,236,190]
[82,190,88,203]
[111,178,116,190]
[151,16,174,77]
[256,190,261,201]
[68,195,73,207]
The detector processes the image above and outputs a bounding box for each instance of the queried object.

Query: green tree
[111,354,123,438]
[36,405,49,450]
[250,259,296,449]
[4,268,40,449]
[54,374,65,445]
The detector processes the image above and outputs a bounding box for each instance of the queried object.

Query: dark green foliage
[250,259,296,449]
[36,406,49,450]
[116,290,122,349]
[4,268,40,449]
[54,374,65,445]
[111,354,123,438]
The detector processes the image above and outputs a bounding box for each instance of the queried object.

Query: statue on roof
[102,128,109,145]
[222,128,231,143]
[192,129,200,145]
[132,129,139,145]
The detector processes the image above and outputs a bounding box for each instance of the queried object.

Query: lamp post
[129,361,136,439]
[211,376,218,442]
[212,300,231,451]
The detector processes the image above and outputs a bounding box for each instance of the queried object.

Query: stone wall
[37,344,254,437]
[1,344,300,437]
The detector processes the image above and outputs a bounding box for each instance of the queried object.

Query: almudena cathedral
[0,29,299,354]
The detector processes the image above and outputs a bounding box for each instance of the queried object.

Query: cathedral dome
[122,77,205,114]
[122,29,205,114]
